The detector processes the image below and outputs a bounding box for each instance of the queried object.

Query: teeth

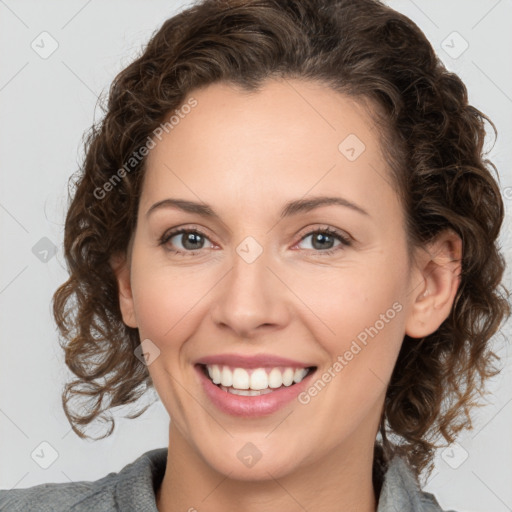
[268,368,283,388]
[250,368,269,390]
[232,368,250,389]
[210,364,222,384]
[221,366,232,387]
[282,368,294,386]
[205,364,310,391]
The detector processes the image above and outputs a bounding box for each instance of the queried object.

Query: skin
[112,78,462,512]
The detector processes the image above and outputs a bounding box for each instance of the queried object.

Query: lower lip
[195,365,316,417]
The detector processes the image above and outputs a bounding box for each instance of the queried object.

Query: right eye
[159,227,215,256]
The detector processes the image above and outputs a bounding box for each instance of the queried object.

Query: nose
[209,246,291,339]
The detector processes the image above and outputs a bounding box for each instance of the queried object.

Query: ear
[405,229,462,339]
[110,252,138,328]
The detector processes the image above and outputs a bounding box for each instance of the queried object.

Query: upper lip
[195,353,316,369]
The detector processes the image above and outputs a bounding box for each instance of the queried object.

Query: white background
[1,1,511,511]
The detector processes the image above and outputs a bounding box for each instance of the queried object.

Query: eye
[295,227,352,256]
[159,227,214,256]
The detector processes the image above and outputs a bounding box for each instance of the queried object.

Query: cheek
[300,266,408,420]
[298,261,406,350]
[130,261,216,345]
[129,262,212,421]
[298,267,407,419]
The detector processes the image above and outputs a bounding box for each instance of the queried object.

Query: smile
[203,364,314,394]
[195,363,318,416]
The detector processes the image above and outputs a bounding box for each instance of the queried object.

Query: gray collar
[377,455,447,511]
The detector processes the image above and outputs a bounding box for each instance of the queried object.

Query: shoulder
[0,479,113,512]
[0,447,167,512]
[378,455,459,512]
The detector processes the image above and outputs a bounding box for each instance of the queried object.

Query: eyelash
[158,226,352,257]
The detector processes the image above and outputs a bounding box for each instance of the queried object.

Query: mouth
[196,363,318,396]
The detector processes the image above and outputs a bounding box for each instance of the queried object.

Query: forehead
[141,79,399,223]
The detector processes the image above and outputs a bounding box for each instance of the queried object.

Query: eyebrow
[146,195,370,220]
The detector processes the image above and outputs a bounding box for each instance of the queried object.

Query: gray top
[0,447,456,511]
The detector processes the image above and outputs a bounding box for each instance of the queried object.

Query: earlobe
[405,229,462,339]
[110,253,138,328]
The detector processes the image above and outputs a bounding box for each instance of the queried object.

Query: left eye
[295,228,351,253]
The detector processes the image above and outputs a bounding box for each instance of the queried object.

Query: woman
[1,0,509,510]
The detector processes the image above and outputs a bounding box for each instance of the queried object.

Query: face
[114,79,448,481]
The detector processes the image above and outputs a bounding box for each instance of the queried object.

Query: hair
[53,0,510,485]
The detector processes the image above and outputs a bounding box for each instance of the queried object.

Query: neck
[156,423,379,512]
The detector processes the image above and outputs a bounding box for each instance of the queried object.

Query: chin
[203,444,301,481]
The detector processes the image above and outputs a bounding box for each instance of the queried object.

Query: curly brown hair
[52,0,510,482]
